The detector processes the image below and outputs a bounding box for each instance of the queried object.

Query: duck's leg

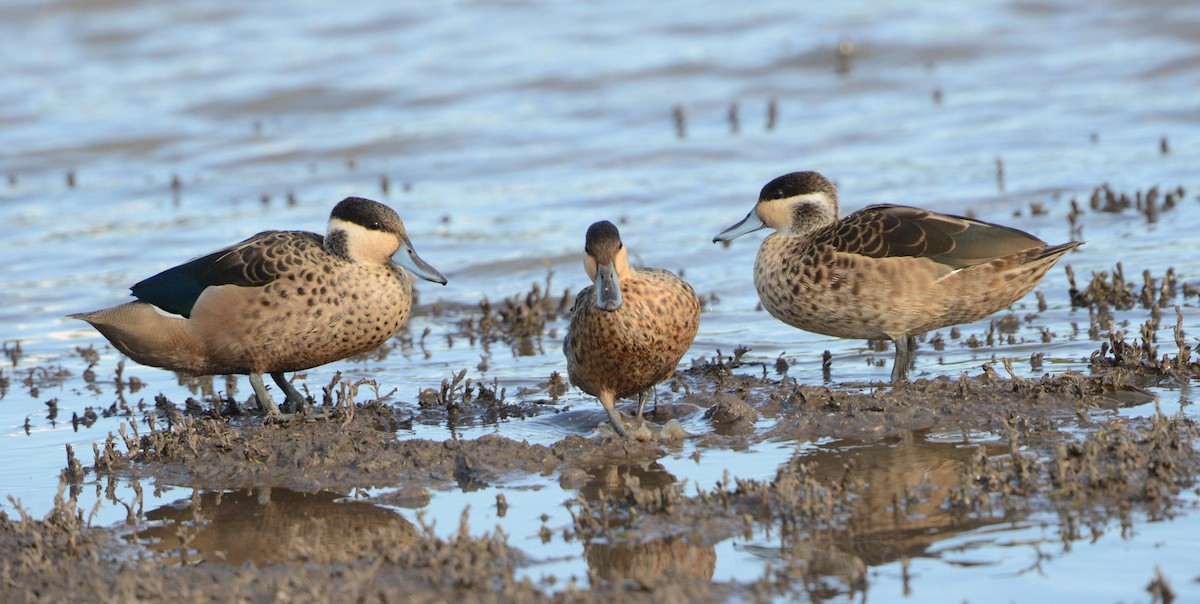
[634,388,663,421]
[599,393,629,437]
[248,373,284,417]
[635,390,650,421]
[270,372,309,412]
[891,335,917,384]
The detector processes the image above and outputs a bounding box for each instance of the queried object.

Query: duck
[563,221,701,436]
[71,197,447,417]
[713,171,1080,383]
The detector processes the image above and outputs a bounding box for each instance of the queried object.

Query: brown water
[3,0,1200,600]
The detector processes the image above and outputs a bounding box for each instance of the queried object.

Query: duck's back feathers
[131,230,322,317]
[829,205,1046,269]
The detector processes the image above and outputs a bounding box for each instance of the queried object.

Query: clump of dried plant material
[949,408,1199,534]
[456,271,572,357]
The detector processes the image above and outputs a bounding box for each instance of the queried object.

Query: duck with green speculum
[564,221,701,436]
[71,197,447,417]
[714,171,1080,383]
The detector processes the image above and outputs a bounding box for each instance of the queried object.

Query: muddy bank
[70,400,667,495]
[63,362,1163,495]
[4,357,1197,602]
[7,278,1199,602]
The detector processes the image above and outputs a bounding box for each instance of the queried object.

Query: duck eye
[367,220,382,230]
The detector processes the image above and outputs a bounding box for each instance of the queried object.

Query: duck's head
[713,171,840,242]
[326,197,447,285]
[582,220,630,311]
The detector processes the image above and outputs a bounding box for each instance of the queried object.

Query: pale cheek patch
[584,255,599,283]
[613,246,634,279]
[757,198,796,230]
[328,218,400,264]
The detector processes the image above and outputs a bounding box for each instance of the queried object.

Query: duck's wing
[825,204,1046,269]
[130,230,323,317]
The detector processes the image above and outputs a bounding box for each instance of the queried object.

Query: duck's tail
[70,302,208,375]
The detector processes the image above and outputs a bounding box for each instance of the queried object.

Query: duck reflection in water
[139,488,418,565]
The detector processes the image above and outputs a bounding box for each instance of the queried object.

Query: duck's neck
[324,228,352,261]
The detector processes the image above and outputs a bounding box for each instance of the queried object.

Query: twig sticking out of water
[419,369,507,418]
[672,105,686,139]
[1148,566,1176,604]
[1074,182,1185,224]
[836,39,854,74]
[4,340,22,367]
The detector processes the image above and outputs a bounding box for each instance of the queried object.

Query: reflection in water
[138,488,417,565]
[585,536,717,583]
[796,433,1003,567]
[570,434,1014,597]
[575,461,678,502]
[738,537,868,600]
[574,461,718,583]
[740,432,1008,597]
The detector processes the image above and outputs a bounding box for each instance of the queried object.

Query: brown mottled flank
[71,197,445,414]
[76,231,414,376]
[754,223,1077,341]
[209,232,409,374]
[718,171,1080,382]
[564,221,701,434]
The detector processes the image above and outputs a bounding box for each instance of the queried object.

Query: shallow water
[3,0,1200,599]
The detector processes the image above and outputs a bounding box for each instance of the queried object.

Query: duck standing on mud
[71,197,447,417]
[714,171,1080,383]
[564,221,701,436]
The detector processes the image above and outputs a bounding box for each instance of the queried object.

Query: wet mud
[4,312,1198,602]
[8,251,1200,602]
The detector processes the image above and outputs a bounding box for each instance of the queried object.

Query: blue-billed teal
[71,197,447,417]
[714,171,1081,383]
[563,221,701,436]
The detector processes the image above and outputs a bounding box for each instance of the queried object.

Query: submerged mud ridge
[4,364,1198,601]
